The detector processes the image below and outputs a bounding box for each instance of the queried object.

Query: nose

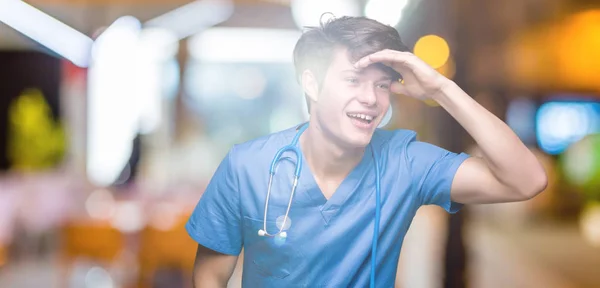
[357,85,377,107]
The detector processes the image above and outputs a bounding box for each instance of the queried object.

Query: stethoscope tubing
[258,122,381,288]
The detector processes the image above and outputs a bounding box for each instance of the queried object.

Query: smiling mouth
[347,113,377,124]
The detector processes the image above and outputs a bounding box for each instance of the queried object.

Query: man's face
[310,48,393,148]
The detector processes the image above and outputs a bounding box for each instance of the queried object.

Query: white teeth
[348,113,375,121]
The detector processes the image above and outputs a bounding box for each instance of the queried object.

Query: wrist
[430,79,459,103]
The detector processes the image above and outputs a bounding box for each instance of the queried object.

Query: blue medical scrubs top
[186,124,470,287]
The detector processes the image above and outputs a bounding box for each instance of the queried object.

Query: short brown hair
[293,15,411,111]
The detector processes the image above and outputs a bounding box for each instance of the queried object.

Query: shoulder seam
[400,130,423,205]
[228,145,243,221]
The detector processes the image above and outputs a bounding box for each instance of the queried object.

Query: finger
[354,50,412,69]
[354,51,392,68]
[390,80,408,95]
[354,52,388,68]
[368,51,410,66]
[355,52,415,79]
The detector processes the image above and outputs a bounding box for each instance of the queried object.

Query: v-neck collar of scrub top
[286,123,375,225]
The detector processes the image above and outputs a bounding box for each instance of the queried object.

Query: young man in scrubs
[186,16,548,287]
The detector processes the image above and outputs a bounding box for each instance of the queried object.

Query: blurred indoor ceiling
[454,0,600,96]
[25,0,290,3]
[2,0,599,96]
[0,0,297,49]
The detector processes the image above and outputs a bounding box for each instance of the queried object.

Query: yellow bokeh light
[505,9,600,92]
[423,99,440,107]
[555,9,600,91]
[0,245,5,267]
[436,56,455,79]
[414,34,450,69]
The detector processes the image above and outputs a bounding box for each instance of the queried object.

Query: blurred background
[0,0,599,287]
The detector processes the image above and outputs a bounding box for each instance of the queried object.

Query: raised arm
[434,81,547,204]
[355,50,547,204]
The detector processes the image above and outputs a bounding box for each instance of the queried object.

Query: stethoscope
[257,122,382,288]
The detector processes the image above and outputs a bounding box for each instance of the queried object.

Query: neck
[299,122,365,179]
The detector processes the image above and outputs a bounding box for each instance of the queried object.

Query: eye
[345,78,359,84]
[376,83,390,90]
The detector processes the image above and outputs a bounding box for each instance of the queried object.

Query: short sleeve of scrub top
[185,147,242,255]
[404,133,470,213]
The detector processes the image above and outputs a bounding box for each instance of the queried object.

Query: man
[186,16,547,287]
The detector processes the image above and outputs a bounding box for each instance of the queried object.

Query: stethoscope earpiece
[378,106,393,128]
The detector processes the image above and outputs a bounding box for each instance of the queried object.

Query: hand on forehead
[320,48,401,82]
[349,51,403,81]
[354,49,410,67]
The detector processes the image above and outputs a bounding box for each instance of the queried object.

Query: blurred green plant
[561,134,600,202]
[7,88,66,171]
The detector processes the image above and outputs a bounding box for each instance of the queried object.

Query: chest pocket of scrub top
[243,216,303,279]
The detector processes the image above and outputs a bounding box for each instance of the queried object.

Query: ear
[301,69,319,103]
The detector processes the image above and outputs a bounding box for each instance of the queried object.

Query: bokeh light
[84,266,114,288]
[506,9,600,92]
[0,246,5,267]
[364,0,409,27]
[233,67,267,100]
[414,35,450,69]
[580,202,600,248]
[555,10,600,92]
[276,215,292,231]
[110,201,144,233]
[149,202,180,231]
[85,189,116,220]
[436,56,455,79]
[423,99,439,107]
[537,102,600,155]
[562,134,600,200]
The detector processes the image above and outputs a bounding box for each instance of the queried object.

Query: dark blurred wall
[0,50,62,171]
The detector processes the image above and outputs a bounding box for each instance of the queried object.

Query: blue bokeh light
[536,101,600,155]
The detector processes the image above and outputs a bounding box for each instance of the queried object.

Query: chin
[324,119,376,149]
[349,134,373,148]
[341,127,375,149]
